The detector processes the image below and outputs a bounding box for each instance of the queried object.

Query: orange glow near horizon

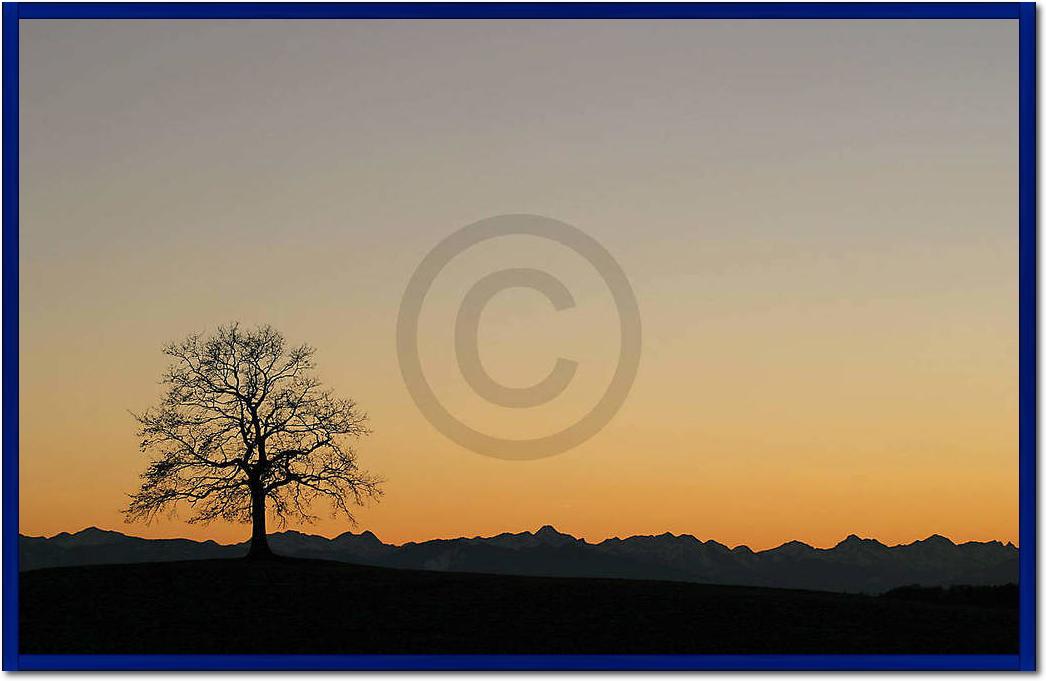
[18,19,1018,552]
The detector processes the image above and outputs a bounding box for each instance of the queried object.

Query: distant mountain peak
[330,529,386,551]
[836,534,885,548]
[760,540,817,560]
[534,525,579,545]
[75,527,115,536]
[777,540,814,550]
[920,534,956,546]
[277,530,311,539]
[50,527,126,547]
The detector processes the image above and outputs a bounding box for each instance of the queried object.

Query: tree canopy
[125,323,382,554]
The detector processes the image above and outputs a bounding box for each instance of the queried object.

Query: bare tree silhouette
[124,323,382,558]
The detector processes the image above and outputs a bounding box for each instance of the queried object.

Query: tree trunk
[246,485,273,559]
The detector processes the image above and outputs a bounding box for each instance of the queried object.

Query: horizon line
[20,525,1020,553]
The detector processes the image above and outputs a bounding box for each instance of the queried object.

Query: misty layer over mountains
[20,525,1017,594]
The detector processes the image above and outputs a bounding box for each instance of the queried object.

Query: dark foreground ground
[20,558,1017,654]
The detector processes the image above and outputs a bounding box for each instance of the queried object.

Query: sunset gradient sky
[20,19,1018,550]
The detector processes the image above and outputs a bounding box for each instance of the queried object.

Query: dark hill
[20,558,1017,654]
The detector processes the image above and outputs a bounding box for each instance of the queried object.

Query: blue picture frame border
[1,2,1036,671]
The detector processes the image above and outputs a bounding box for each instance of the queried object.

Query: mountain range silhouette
[20,525,1017,594]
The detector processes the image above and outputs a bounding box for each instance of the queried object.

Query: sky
[20,19,1018,550]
